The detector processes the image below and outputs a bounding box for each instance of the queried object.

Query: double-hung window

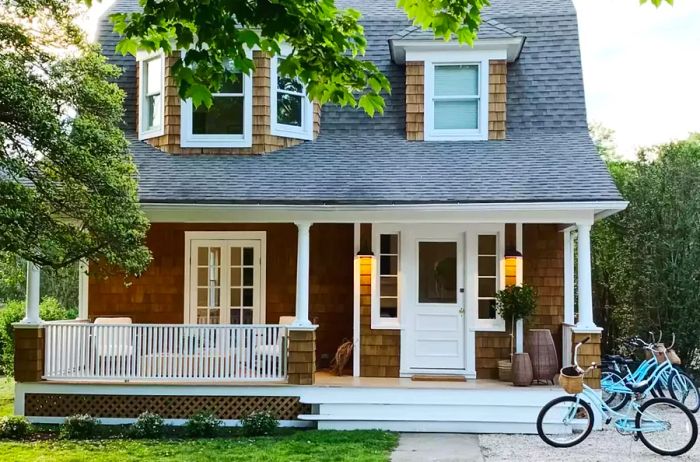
[138,54,164,139]
[181,60,253,148]
[425,61,488,141]
[270,53,314,140]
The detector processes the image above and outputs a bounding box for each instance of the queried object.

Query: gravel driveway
[480,422,700,461]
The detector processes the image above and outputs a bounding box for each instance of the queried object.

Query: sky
[83,0,700,159]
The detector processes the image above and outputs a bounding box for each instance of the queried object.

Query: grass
[0,430,398,462]
[0,379,397,461]
[0,377,13,417]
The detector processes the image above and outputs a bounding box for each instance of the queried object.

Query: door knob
[458,307,465,315]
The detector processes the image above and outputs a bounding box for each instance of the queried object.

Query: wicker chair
[525,329,559,384]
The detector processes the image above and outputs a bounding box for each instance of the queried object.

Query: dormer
[135,49,320,155]
[390,19,525,141]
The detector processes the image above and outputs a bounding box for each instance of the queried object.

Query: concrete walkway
[391,433,484,462]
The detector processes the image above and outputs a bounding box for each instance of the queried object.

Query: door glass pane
[243,267,254,286]
[231,288,241,307]
[242,309,253,324]
[243,247,254,265]
[418,242,457,303]
[231,247,241,265]
[230,267,241,286]
[231,309,241,324]
[243,288,253,307]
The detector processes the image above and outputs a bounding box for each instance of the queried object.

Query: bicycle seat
[625,379,650,393]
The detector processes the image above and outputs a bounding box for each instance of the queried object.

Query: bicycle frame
[601,346,675,398]
[573,384,670,433]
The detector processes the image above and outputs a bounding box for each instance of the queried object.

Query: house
[13,0,625,432]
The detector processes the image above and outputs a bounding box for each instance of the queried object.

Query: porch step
[298,386,566,434]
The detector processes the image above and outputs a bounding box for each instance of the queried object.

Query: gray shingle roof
[98,0,623,205]
[390,18,522,41]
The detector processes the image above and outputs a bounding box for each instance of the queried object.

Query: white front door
[187,236,264,325]
[403,229,466,371]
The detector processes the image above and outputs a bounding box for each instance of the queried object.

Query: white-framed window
[474,231,506,331]
[424,59,489,141]
[138,53,165,139]
[270,52,314,140]
[180,59,253,148]
[371,226,401,329]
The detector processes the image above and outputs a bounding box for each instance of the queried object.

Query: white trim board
[143,201,628,225]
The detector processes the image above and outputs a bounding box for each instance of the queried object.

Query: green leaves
[109,0,488,115]
[640,0,674,6]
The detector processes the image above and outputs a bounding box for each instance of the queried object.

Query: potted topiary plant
[495,284,537,386]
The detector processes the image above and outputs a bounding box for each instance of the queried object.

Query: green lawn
[0,377,13,417]
[0,380,397,461]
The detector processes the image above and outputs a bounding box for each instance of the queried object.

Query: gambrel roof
[98,0,623,205]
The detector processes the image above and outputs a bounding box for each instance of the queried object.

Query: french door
[187,237,264,325]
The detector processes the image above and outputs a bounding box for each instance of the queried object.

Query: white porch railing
[44,323,287,382]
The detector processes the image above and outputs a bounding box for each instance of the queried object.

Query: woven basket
[559,366,584,394]
[645,343,669,363]
[667,349,682,365]
[498,360,512,382]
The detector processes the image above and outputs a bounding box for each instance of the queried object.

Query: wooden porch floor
[314,371,561,391]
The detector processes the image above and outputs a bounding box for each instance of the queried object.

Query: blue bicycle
[601,334,699,413]
[537,337,698,456]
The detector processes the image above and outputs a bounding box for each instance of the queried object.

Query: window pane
[243,247,254,265]
[478,235,497,255]
[197,288,208,307]
[478,278,496,298]
[231,309,241,324]
[478,299,496,319]
[380,234,398,254]
[209,309,220,324]
[231,288,241,307]
[243,267,254,286]
[242,309,253,324]
[197,267,208,286]
[145,95,161,130]
[220,76,243,94]
[478,256,496,277]
[418,242,457,303]
[230,267,241,286]
[193,96,243,135]
[231,247,241,266]
[380,255,398,275]
[435,65,478,96]
[380,276,398,297]
[278,75,304,93]
[146,58,162,95]
[243,288,253,307]
[277,93,302,126]
[434,100,478,130]
[197,308,208,323]
[380,298,398,318]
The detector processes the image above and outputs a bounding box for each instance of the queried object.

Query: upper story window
[181,60,253,148]
[424,59,490,141]
[270,53,314,140]
[138,54,164,139]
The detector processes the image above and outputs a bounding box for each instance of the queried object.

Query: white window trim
[471,227,506,331]
[137,52,165,140]
[180,51,253,148]
[424,60,489,141]
[270,51,314,141]
[183,231,267,324]
[371,224,402,329]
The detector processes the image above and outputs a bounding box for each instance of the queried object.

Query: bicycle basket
[559,366,583,394]
[667,348,682,365]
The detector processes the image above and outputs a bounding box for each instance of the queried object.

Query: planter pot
[497,360,512,382]
[512,352,533,387]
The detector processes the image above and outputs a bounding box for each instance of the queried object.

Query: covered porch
[14,201,623,390]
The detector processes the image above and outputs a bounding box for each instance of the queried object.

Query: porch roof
[132,131,623,206]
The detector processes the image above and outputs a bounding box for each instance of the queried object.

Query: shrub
[0,297,77,375]
[0,416,33,440]
[240,410,278,436]
[60,414,99,440]
[185,410,221,438]
[130,411,165,439]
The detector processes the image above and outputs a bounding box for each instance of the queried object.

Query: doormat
[410,375,467,382]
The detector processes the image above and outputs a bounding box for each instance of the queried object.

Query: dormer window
[270,52,314,140]
[138,53,164,139]
[181,62,253,148]
[424,60,489,141]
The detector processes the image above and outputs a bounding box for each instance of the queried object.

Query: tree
[589,122,621,162]
[0,0,151,276]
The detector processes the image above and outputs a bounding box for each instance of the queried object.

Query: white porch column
[576,223,598,329]
[515,223,524,353]
[294,222,312,327]
[563,228,575,325]
[21,262,41,324]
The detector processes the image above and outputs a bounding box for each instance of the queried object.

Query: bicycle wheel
[635,397,698,456]
[537,396,594,448]
[602,370,630,411]
[668,370,700,413]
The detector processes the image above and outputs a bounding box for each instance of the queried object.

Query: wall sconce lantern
[357,237,374,258]
[504,248,522,286]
